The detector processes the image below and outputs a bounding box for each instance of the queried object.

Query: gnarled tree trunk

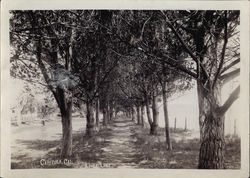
[162,82,172,150]
[197,81,230,169]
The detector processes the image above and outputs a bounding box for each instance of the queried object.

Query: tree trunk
[136,106,141,125]
[95,98,100,127]
[107,101,111,123]
[132,107,137,122]
[109,102,114,121]
[162,82,172,150]
[140,105,145,128]
[86,98,95,137]
[145,96,153,128]
[102,94,108,126]
[115,109,118,120]
[127,110,131,119]
[131,107,135,121]
[151,93,159,135]
[60,100,73,159]
[103,109,107,126]
[197,81,225,169]
[114,109,117,120]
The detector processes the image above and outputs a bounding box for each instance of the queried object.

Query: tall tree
[10,10,81,158]
[160,10,240,168]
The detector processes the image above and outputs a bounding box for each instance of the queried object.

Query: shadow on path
[97,118,140,168]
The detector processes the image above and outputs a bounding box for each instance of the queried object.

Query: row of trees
[10,10,240,169]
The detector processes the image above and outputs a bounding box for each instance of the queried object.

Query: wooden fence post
[174,117,177,131]
[234,119,236,136]
[185,117,187,131]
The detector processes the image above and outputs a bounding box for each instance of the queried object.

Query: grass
[130,125,241,169]
[129,126,199,168]
[225,135,241,169]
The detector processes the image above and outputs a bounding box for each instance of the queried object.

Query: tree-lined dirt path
[11,116,240,169]
[99,118,139,168]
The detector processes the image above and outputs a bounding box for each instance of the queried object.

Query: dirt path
[99,118,139,168]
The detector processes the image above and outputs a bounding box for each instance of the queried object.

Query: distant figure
[42,120,45,126]
[41,105,48,126]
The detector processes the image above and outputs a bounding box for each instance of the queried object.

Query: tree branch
[220,68,240,85]
[28,11,62,108]
[163,15,198,64]
[135,45,198,79]
[213,11,228,88]
[220,58,240,74]
[12,23,59,33]
[117,82,141,102]
[161,11,209,80]
[218,85,240,116]
[12,21,89,34]
[158,54,198,79]
[140,16,151,40]
[110,27,198,79]
[91,56,120,100]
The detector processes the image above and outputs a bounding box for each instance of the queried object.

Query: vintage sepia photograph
[1,1,249,177]
[8,9,242,170]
